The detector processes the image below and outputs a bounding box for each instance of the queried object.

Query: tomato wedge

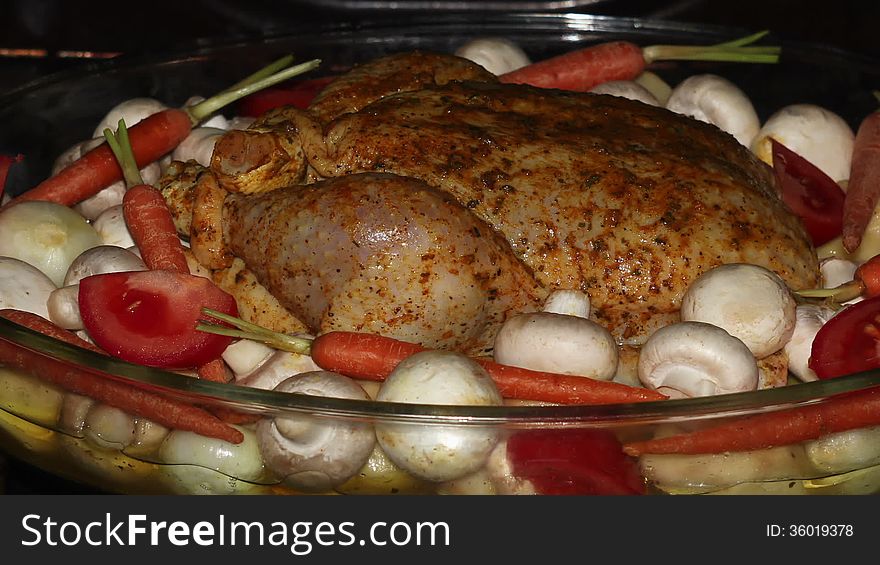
[771,138,845,247]
[78,270,237,369]
[237,76,337,117]
[507,428,645,495]
[810,296,880,379]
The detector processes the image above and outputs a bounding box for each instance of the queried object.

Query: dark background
[1,0,878,95]
[0,0,877,494]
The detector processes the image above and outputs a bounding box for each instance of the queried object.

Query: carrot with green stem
[197,308,668,405]
[4,57,321,210]
[102,120,231,384]
[499,30,780,92]
[0,309,243,444]
[104,119,190,273]
[842,92,880,253]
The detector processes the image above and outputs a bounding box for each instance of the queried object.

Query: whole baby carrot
[623,387,880,456]
[499,31,779,92]
[4,58,320,210]
[842,103,880,253]
[198,312,667,405]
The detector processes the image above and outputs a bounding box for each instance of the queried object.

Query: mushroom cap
[454,37,531,75]
[666,74,760,147]
[63,245,146,285]
[93,205,136,248]
[751,103,855,182]
[680,263,797,358]
[783,304,835,382]
[590,80,661,106]
[638,321,759,398]
[493,312,619,380]
[235,350,321,390]
[93,97,168,138]
[255,371,376,492]
[0,256,58,318]
[172,127,226,167]
[375,350,502,482]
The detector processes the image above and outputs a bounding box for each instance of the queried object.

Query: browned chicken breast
[202,51,819,347]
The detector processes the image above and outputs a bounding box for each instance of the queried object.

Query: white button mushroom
[0,201,101,286]
[665,74,761,147]
[256,371,376,492]
[541,288,590,318]
[92,97,169,139]
[171,127,227,167]
[638,321,759,398]
[92,205,135,248]
[47,245,147,330]
[590,80,661,106]
[0,256,57,318]
[62,245,147,286]
[494,289,618,380]
[751,104,855,182]
[819,257,863,305]
[454,37,531,76]
[158,425,265,495]
[47,285,83,330]
[680,263,797,359]
[375,350,503,483]
[821,257,859,289]
[235,349,321,390]
[784,304,836,383]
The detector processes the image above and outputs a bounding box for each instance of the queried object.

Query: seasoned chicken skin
[205,52,819,346]
[222,173,545,355]
[305,79,819,342]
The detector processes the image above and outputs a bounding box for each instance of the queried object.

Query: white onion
[0,201,101,286]
[158,426,265,495]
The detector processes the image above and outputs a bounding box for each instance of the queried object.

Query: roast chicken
[162,51,820,355]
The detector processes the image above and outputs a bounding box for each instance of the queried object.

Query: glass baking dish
[1,13,879,495]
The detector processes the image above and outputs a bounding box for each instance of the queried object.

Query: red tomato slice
[78,270,237,369]
[237,76,337,117]
[771,138,845,247]
[810,296,880,379]
[507,428,645,495]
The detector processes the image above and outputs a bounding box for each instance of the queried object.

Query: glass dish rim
[4,318,879,427]
[1,12,877,429]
